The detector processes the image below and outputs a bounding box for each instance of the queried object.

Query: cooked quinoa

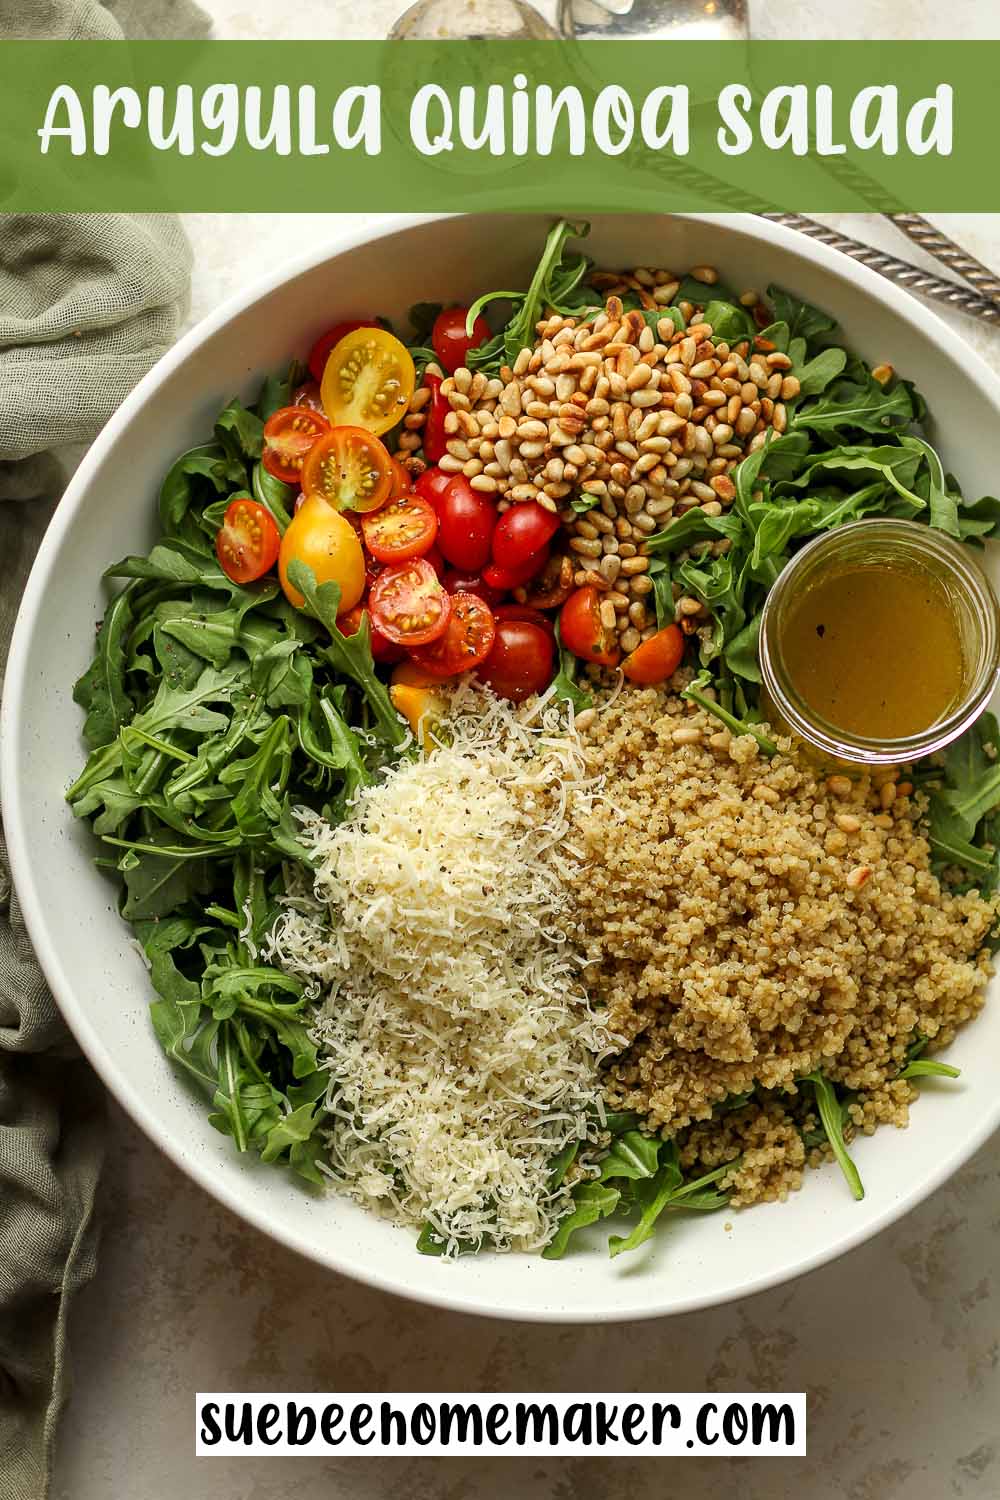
[567,686,999,1206]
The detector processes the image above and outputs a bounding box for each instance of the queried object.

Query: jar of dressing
[758,518,1000,767]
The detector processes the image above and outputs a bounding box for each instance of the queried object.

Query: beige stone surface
[52,2,1000,1495]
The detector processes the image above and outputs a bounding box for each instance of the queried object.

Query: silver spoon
[389,0,557,39]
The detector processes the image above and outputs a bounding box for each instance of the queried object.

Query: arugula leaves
[543,1117,738,1260]
[69,380,408,1184]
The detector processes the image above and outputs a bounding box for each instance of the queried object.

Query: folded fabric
[0,3,205,1494]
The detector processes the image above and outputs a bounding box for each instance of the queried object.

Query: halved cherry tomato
[444,569,504,609]
[432,306,491,373]
[422,374,449,464]
[262,406,331,486]
[308,320,379,383]
[409,592,496,678]
[414,464,454,509]
[215,498,280,585]
[621,623,685,685]
[291,379,325,415]
[362,492,438,564]
[494,603,556,642]
[369,557,451,646]
[478,619,555,703]
[301,427,394,514]
[559,585,621,668]
[491,502,560,570]
[436,476,496,572]
[320,328,415,437]
[338,602,405,664]
[482,545,550,592]
[279,496,365,612]
[388,454,413,500]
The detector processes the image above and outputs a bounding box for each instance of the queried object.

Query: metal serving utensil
[389,0,557,39]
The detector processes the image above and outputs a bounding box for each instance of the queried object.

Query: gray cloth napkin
[0,5,206,1496]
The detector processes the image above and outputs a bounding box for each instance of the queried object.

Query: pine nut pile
[401,264,802,655]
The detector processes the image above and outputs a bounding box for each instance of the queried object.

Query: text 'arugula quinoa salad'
[69,221,1000,1262]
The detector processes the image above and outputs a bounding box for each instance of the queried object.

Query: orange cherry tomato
[369,557,451,647]
[320,327,415,437]
[559,585,621,668]
[388,454,413,500]
[338,603,404,664]
[409,592,497,678]
[301,427,394,515]
[262,406,330,486]
[362,492,438,564]
[215,498,281,585]
[279,495,366,612]
[621,623,685,685]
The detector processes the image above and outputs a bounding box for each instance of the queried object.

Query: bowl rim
[6,209,1000,1324]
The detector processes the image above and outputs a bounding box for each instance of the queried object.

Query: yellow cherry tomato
[389,662,447,748]
[320,327,415,437]
[279,496,365,612]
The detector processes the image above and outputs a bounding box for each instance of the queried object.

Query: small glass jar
[759,518,1000,767]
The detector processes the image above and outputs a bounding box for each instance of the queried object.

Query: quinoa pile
[567,687,999,1205]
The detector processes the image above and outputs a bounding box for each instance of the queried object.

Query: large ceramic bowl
[5,213,1000,1323]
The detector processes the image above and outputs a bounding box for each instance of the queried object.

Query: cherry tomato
[338,602,404,664]
[431,306,491,373]
[436,476,496,572]
[279,496,366,612]
[370,557,451,647]
[491,502,560,570]
[482,545,550,592]
[308,320,379,383]
[301,427,394,515]
[559,585,621,668]
[621,623,685,685]
[320,327,415,437]
[444,569,504,609]
[409,593,497,678]
[215,498,280,585]
[362,492,438,564]
[291,380,325,415]
[262,406,331,486]
[522,552,574,610]
[422,374,449,464]
[424,544,446,580]
[388,454,413,500]
[414,465,454,510]
[478,619,555,703]
[494,603,556,641]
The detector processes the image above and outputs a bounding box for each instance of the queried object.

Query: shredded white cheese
[268,686,611,1255]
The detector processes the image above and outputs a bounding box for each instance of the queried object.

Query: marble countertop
[52,3,1000,1497]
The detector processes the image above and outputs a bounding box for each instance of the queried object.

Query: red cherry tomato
[491,502,560,570]
[444,570,504,609]
[477,619,555,704]
[362,492,438,564]
[431,306,491,373]
[436,477,497,573]
[291,380,325,414]
[494,603,556,642]
[424,544,446,580]
[482,545,550,592]
[422,374,449,464]
[338,603,405,664]
[215,499,281,585]
[409,593,497,678]
[262,406,331,486]
[559,585,621,668]
[388,454,413,499]
[369,558,451,647]
[308,320,379,383]
[414,465,454,510]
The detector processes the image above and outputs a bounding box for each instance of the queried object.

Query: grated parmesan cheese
[268,686,612,1255]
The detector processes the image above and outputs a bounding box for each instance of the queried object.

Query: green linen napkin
[0,5,205,1496]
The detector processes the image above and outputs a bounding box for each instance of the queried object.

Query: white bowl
[5,212,1000,1324]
